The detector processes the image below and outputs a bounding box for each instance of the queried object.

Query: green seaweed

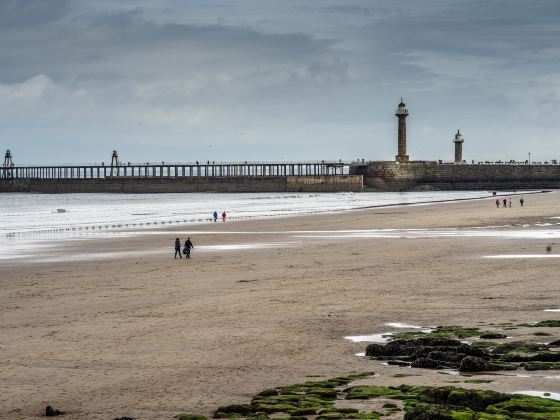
[345,385,404,400]
[523,320,560,328]
[486,395,560,418]
[524,361,560,371]
[391,326,488,340]
[176,414,207,420]
[210,373,560,420]
[492,341,542,354]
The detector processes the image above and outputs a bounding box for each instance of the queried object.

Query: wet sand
[2,192,560,419]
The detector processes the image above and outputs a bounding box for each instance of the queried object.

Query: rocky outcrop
[365,338,491,371]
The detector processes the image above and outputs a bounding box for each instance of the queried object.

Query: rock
[404,405,454,420]
[257,389,279,397]
[364,344,385,357]
[411,358,441,369]
[479,332,507,339]
[45,406,64,416]
[459,356,490,372]
[427,350,467,364]
[366,338,488,364]
[213,404,251,417]
[414,337,463,347]
[419,386,511,411]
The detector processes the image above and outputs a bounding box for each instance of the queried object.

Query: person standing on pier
[222,211,227,222]
[174,238,182,259]
[183,237,194,259]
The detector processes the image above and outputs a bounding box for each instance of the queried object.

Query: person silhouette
[183,237,194,258]
[174,238,182,259]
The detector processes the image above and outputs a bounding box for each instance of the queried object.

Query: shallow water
[26,242,300,264]
[0,190,508,261]
[385,322,424,329]
[344,333,393,343]
[514,390,560,400]
[296,228,560,240]
[483,254,560,259]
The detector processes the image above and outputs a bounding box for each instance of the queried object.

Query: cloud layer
[1,0,560,164]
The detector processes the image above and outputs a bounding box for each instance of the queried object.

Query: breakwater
[0,161,363,193]
[0,175,362,193]
[350,161,560,191]
[5,159,560,193]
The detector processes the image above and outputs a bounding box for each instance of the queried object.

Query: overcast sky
[1,0,559,164]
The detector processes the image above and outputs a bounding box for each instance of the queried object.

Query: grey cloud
[0,0,68,28]
[1,1,560,163]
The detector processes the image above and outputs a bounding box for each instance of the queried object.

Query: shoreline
[0,190,548,264]
[2,192,560,418]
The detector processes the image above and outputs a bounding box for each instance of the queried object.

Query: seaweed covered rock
[426,350,468,363]
[175,415,206,420]
[410,357,442,369]
[365,337,491,370]
[213,404,252,418]
[404,405,454,420]
[459,356,490,372]
[418,386,511,411]
[479,332,507,339]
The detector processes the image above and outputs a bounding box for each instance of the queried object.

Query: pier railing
[1,161,349,180]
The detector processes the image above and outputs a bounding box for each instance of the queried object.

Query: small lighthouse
[395,99,409,162]
[110,150,119,176]
[453,130,464,163]
[3,149,13,167]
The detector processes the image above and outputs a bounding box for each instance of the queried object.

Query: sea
[0,191,508,261]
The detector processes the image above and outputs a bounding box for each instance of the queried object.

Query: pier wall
[0,175,363,193]
[351,161,560,190]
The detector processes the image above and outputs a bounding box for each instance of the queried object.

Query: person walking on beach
[174,237,182,259]
[495,198,500,208]
[222,211,227,222]
[520,197,525,207]
[503,198,507,208]
[508,197,512,208]
[213,210,218,222]
[183,237,194,258]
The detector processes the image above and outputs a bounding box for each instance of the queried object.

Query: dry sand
[2,192,560,419]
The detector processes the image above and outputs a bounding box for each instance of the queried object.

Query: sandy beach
[2,192,560,419]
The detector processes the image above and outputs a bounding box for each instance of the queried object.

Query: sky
[1,0,559,165]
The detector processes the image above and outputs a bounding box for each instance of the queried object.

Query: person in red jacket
[222,211,227,222]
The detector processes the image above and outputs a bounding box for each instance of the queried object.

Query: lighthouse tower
[395,99,409,162]
[110,150,119,176]
[3,149,13,167]
[453,130,464,163]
